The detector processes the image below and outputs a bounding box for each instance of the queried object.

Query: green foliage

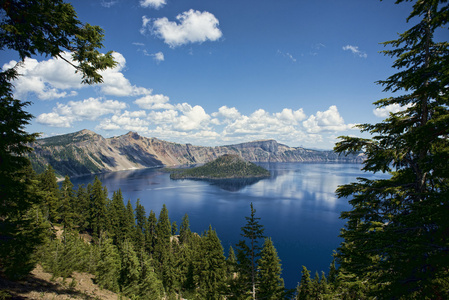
[89,176,108,238]
[37,230,94,279]
[257,238,285,300]
[169,154,270,179]
[195,226,227,299]
[96,234,121,292]
[334,1,449,299]
[236,203,266,299]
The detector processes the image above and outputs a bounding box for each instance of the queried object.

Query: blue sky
[3,0,419,149]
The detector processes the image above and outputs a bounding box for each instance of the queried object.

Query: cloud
[145,10,223,47]
[98,52,152,96]
[3,51,152,100]
[342,45,367,58]
[302,105,356,133]
[373,103,412,118]
[98,110,149,132]
[277,50,297,62]
[2,53,82,100]
[101,0,118,8]
[36,97,127,127]
[135,94,173,110]
[152,51,165,62]
[140,0,166,9]
[36,112,74,128]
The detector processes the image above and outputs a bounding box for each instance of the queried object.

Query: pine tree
[138,252,164,299]
[296,266,311,300]
[74,184,90,232]
[134,199,147,251]
[257,238,285,300]
[145,210,157,254]
[119,239,141,296]
[196,226,227,299]
[109,189,127,243]
[0,0,115,279]
[122,200,135,241]
[96,233,121,293]
[334,1,449,298]
[37,164,60,223]
[89,176,108,238]
[179,213,192,245]
[59,176,75,229]
[236,203,265,299]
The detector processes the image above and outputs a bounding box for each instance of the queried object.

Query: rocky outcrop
[28,129,364,177]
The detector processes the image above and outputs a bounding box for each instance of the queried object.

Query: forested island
[167,154,270,180]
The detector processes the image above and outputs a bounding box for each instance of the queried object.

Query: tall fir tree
[196,226,227,299]
[145,210,157,255]
[334,1,449,298]
[96,233,121,293]
[37,164,60,223]
[59,176,75,229]
[257,238,285,300]
[134,199,147,250]
[0,0,115,280]
[236,203,265,299]
[296,266,312,300]
[89,176,108,238]
[74,184,90,232]
[109,189,127,243]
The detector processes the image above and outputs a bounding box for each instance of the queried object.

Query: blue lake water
[70,162,388,289]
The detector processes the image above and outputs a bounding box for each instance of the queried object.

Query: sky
[3,0,423,149]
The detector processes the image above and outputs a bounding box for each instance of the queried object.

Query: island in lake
[168,154,270,180]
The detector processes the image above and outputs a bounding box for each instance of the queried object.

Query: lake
[70,162,388,289]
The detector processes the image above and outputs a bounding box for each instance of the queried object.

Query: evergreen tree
[179,213,192,244]
[138,252,164,299]
[37,164,60,223]
[145,210,157,254]
[74,184,90,232]
[334,1,449,298]
[257,238,285,300]
[123,199,135,242]
[96,233,121,292]
[236,203,265,299]
[296,266,312,300]
[89,176,108,238]
[119,239,141,296]
[0,0,115,280]
[109,189,126,243]
[196,226,227,299]
[154,204,171,262]
[59,176,75,229]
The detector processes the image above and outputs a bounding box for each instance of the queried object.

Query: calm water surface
[71,162,388,289]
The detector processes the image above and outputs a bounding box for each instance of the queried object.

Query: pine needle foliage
[334,0,449,298]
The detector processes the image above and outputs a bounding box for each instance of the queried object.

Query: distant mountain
[168,154,271,180]
[28,129,364,177]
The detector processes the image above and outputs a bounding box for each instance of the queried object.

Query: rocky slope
[28,129,364,177]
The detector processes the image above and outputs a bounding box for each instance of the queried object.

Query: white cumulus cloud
[36,98,127,127]
[373,103,412,118]
[303,105,356,133]
[140,0,166,9]
[135,94,173,110]
[2,52,152,100]
[146,10,223,47]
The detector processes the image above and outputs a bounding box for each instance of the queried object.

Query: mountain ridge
[28,129,364,177]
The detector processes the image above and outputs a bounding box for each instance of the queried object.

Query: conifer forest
[1,0,448,299]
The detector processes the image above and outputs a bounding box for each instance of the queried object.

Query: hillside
[28,129,364,177]
[169,154,270,179]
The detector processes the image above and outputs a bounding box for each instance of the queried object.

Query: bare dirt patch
[0,265,124,300]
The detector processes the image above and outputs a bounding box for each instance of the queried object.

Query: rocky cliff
[28,129,364,177]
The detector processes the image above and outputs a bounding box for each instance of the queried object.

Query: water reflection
[177,177,266,192]
[69,162,389,290]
